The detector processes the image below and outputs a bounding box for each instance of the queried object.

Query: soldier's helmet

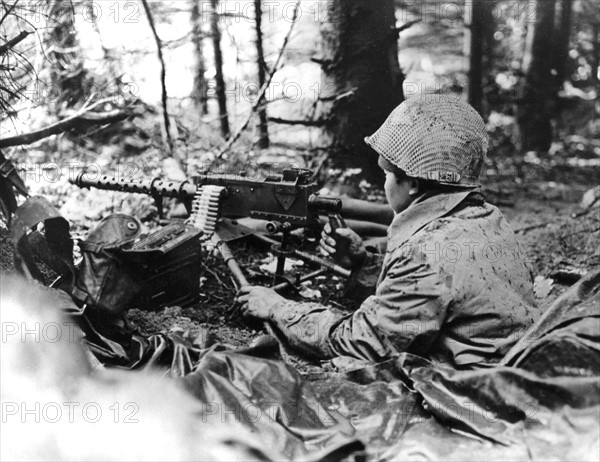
[365,96,488,187]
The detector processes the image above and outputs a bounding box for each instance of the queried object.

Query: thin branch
[267,116,329,127]
[0,100,135,148]
[0,30,32,56]
[514,222,550,233]
[0,112,129,148]
[141,0,173,154]
[0,82,21,99]
[72,97,123,114]
[163,31,205,48]
[218,11,253,21]
[391,19,422,36]
[310,57,333,67]
[318,88,357,102]
[0,0,18,27]
[4,39,39,81]
[214,0,300,162]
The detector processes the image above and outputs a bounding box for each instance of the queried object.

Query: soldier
[238,96,540,370]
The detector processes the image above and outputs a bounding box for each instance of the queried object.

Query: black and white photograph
[1,0,599,460]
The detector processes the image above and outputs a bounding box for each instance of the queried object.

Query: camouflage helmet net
[364,96,488,187]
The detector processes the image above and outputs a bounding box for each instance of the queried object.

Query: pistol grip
[328,214,347,232]
[328,214,349,260]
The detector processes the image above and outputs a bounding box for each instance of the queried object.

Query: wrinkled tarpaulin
[79,270,600,461]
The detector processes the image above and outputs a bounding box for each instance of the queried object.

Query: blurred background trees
[0,0,598,198]
[46,0,88,109]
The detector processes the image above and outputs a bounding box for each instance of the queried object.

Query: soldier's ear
[408,178,420,196]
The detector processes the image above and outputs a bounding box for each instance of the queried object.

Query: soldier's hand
[237,286,286,320]
[319,223,366,270]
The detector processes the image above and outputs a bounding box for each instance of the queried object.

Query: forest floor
[1,167,598,359]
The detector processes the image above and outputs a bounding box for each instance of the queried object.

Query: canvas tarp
[75,269,600,460]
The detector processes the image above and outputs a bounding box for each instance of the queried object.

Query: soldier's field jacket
[268,190,541,370]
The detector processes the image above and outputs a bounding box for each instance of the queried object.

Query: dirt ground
[1,176,598,355]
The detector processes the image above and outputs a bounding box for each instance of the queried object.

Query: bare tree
[211,0,230,138]
[316,0,404,184]
[141,0,174,153]
[191,0,208,116]
[254,0,269,149]
[214,2,299,162]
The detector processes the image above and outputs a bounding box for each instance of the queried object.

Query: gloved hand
[319,223,366,270]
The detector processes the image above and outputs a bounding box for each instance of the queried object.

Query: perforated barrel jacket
[268,190,540,370]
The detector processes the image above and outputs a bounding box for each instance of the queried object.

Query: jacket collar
[387,189,478,251]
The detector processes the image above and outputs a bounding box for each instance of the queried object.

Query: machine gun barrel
[71,172,197,199]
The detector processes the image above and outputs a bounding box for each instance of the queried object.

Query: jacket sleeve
[343,250,384,302]
[269,252,452,362]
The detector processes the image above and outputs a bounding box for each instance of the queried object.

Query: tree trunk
[464,0,494,117]
[254,0,269,149]
[517,0,556,153]
[191,0,208,115]
[317,0,404,185]
[211,0,230,138]
[554,0,572,87]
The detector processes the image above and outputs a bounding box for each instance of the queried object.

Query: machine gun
[72,168,342,229]
[71,168,350,291]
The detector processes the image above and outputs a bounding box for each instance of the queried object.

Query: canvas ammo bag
[73,214,203,315]
[72,214,143,315]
